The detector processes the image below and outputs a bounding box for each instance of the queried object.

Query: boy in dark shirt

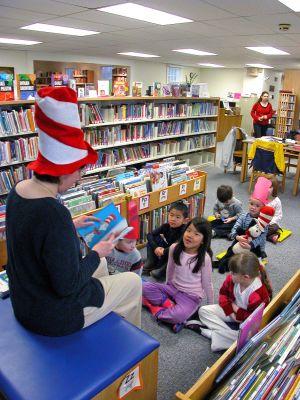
[143,200,188,279]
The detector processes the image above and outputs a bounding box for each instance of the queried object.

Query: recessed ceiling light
[21,23,99,36]
[198,63,224,68]
[0,38,41,45]
[246,63,274,69]
[118,52,160,58]
[98,3,193,25]
[278,0,300,12]
[245,47,289,55]
[173,49,217,56]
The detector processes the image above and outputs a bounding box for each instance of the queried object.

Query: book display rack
[275,91,296,138]
[0,96,219,200]
[176,269,300,400]
[129,171,207,246]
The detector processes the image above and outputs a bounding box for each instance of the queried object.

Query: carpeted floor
[140,163,300,400]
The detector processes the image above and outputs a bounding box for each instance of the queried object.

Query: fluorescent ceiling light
[21,23,99,36]
[278,0,300,12]
[173,49,216,56]
[98,3,193,25]
[198,63,224,68]
[118,52,160,58]
[245,46,289,55]
[246,63,273,69]
[0,38,41,45]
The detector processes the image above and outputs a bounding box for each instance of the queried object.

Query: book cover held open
[77,203,132,248]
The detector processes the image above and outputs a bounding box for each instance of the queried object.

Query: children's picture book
[77,202,132,248]
[0,270,9,298]
[236,302,265,353]
[15,74,36,100]
[132,81,143,97]
[97,80,110,96]
[0,73,14,101]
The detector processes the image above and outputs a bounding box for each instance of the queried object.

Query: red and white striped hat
[257,205,275,231]
[28,87,97,176]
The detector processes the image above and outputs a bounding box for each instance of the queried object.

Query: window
[167,66,182,83]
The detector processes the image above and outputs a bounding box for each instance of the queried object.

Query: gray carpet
[140,164,300,400]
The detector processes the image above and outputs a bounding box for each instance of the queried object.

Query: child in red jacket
[198,252,272,351]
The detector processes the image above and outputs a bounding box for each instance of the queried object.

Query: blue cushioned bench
[0,299,160,400]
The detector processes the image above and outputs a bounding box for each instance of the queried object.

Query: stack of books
[210,288,300,400]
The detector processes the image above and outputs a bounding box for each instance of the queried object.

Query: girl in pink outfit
[142,217,214,333]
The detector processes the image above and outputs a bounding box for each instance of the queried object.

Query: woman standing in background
[251,91,274,138]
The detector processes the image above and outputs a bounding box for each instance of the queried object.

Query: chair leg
[249,173,254,193]
[281,171,286,193]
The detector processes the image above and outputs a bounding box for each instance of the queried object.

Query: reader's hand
[92,233,116,258]
[154,247,165,257]
[224,217,234,224]
[74,215,100,229]
[232,303,239,313]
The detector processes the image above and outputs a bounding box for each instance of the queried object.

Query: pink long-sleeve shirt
[166,243,214,304]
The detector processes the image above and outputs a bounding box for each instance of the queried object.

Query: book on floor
[77,202,132,248]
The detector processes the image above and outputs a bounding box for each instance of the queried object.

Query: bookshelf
[128,172,207,247]
[175,269,300,400]
[0,96,219,199]
[79,96,219,175]
[275,91,296,138]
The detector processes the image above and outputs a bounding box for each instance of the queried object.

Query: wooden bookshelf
[129,172,207,247]
[175,269,300,400]
[0,97,219,198]
[275,91,296,138]
[0,239,6,270]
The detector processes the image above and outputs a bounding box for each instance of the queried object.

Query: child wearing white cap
[5,87,142,336]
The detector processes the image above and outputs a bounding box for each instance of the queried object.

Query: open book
[77,203,132,248]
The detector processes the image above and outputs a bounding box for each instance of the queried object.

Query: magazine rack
[175,268,300,400]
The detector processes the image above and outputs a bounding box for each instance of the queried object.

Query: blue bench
[0,299,160,400]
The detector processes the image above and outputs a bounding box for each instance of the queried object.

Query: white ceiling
[0,0,300,70]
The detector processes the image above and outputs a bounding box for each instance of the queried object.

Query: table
[240,137,300,196]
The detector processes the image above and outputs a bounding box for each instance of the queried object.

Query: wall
[196,68,244,98]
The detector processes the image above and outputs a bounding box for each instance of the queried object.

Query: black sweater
[147,223,186,257]
[6,188,104,336]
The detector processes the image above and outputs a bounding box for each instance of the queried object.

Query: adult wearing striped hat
[5,87,142,336]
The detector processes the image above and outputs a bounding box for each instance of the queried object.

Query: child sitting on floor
[211,184,243,238]
[266,176,283,244]
[106,229,143,276]
[198,253,272,352]
[215,177,274,273]
[143,200,189,279]
[142,217,214,333]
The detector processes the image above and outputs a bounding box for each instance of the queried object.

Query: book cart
[175,268,300,400]
[128,171,207,247]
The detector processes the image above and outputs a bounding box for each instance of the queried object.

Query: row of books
[79,101,218,126]
[0,137,38,166]
[0,107,36,136]
[85,136,215,170]
[210,288,300,400]
[83,119,217,147]
[0,204,5,240]
[0,166,32,195]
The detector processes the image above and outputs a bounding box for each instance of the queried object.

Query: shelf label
[118,365,142,399]
[179,183,187,196]
[194,179,201,191]
[159,189,168,203]
[139,195,149,210]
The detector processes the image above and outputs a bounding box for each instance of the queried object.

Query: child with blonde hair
[198,253,272,352]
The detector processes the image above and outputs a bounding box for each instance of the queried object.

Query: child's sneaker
[185,320,204,333]
[172,323,184,333]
